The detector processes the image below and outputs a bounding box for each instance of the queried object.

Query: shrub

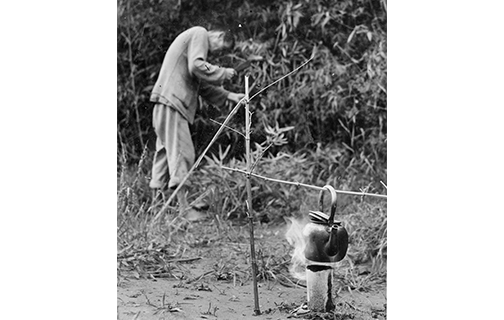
[117,0,387,176]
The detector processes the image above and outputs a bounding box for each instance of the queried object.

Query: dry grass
[117,144,387,295]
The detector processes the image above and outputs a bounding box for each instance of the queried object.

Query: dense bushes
[117,0,387,186]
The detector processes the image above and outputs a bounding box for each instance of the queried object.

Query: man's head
[208,29,235,53]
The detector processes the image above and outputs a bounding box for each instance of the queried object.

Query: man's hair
[210,26,235,50]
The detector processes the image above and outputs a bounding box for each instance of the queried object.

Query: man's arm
[199,81,244,107]
[226,92,245,104]
[187,29,235,85]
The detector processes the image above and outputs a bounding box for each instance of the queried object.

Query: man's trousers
[149,103,195,190]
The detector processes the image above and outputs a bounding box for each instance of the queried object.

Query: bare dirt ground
[117,222,386,320]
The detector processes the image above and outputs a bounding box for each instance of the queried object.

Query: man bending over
[149,26,244,220]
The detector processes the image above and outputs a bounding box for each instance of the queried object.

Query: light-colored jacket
[150,26,230,124]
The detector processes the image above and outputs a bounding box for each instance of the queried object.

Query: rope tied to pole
[221,166,387,199]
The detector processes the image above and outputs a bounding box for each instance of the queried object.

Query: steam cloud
[285,217,309,281]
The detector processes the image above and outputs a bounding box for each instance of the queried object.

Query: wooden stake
[245,74,261,315]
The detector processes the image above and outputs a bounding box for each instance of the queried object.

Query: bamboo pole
[221,166,387,199]
[245,75,261,315]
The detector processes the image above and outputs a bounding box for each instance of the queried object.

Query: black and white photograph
[5,1,504,320]
[117,1,387,319]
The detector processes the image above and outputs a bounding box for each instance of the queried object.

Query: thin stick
[245,75,261,315]
[221,166,387,199]
[209,118,244,137]
[249,51,314,101]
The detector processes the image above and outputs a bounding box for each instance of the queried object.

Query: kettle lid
[308,210,330,224]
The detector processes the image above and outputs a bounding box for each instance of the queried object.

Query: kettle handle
[318,185,337,223]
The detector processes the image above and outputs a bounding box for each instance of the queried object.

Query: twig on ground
[166,257,201,263]
[185,270,214,284]
[277,274,306,288]
[345,301,365,313]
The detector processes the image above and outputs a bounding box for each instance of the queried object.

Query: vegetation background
[117,0,387,191]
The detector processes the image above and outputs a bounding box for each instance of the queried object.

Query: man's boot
[190,197,210,211]
[149,188,177,213]
[176,186,206,221]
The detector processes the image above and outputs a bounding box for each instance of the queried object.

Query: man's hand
[223,68,237,80]
[227,92,245,103]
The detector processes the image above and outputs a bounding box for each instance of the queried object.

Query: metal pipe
[306,264,335,312]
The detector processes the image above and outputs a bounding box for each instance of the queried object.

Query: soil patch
[117,221,386,319]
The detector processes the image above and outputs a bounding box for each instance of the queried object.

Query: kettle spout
[324,225,349,262]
